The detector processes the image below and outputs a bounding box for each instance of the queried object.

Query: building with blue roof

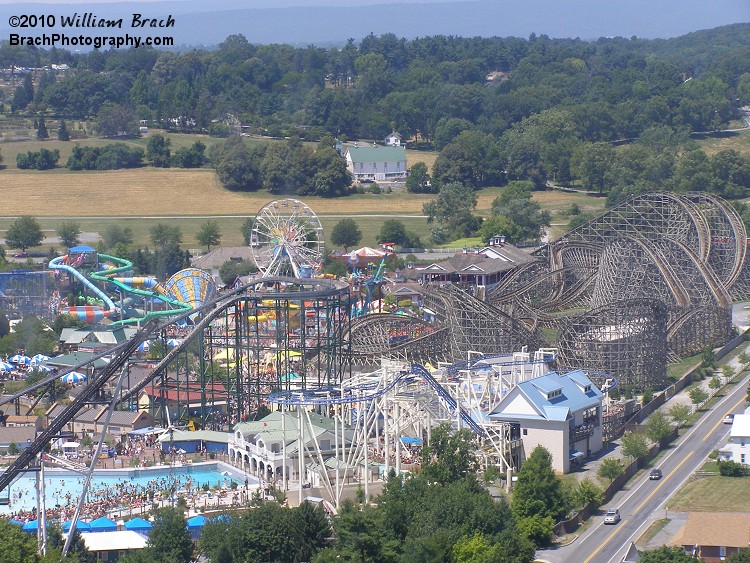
[489,369,604,473]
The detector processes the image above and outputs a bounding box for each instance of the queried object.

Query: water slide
[49,256,118,321]
[49,253,194,325]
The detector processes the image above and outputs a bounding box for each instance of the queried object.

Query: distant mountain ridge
[1,0,747,47]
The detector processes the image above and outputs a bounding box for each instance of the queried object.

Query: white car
[604,509,621,524]
[723,414,735,424]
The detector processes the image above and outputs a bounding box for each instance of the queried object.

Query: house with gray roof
[417,241,537,288]
[489,370,604,473]
[345,145,407,181]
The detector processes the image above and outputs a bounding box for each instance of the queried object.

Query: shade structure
[10,355,31,365]
[124,517,152,533]
[186,515,207,530]
[22,519,40,533]
[0,361,13,372]
[9,519,24,526]
[137,340,151,353]
[89,517,117,532]
[62,520,91,533]
[60,371,87,384]
[166,339,183,349]
[275,350,302,360]
[30,354,51,365]
[34,365,53,373]
[212,348,235,362]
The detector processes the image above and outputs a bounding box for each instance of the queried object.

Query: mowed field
[0,131,608,248]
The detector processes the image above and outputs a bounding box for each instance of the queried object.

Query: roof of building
[672,512,750,548]
[157,429,229,444]
[346,145,407,163]
[730,414,750,438]
[418,245,536,277]
[191,246,255,271]
[489,370,603,422]
[107,410,153,426]
[59,327,131,345]
[3,415,41,425]
[0,426,36,445]
[81,530,148,552]
[44,351,109,369]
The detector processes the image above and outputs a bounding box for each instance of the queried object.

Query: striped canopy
[30,354,51,365]
[0,361,14,372]
[10,355,31,365]
[60,371,87,384]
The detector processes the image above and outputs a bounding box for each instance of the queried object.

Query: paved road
[536,369,750,563]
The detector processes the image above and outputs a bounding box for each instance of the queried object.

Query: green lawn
[667,475,750,512]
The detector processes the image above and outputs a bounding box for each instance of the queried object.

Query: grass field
[0,131,609,249]
[694,129,750,158]
[667,475,750,512]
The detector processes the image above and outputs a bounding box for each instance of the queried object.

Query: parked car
[604,509,621,524]
[649,468,662,480]
[13,252,28,259]
[723,414,735,424]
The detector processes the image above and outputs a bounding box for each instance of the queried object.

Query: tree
[722,364,735,381]
[57,221,81,249]
[172,141,206,168]
[738,351,750,368]
[196,220,221,251]
[571,142,616,193]
[330,218,362,251]
[483,181,552,243]
[645,411,673,445]
[423,181,479,240]
[511,446,568,523]
[241,217,254,246]
[621,432,649,461]
[96,102,138,137]
[405,161,433,193]
[36,116,49,140]
[597,457,624,484]
[304,147,352,197]
[150,223,182,248]
[451,533,502,562]
[668,404,691,429]
[639,545,698,563]
[57,119,70,141]
[103,225,133,249]
[689,386,709,407]
[709,375,722,390]
[146,507,193,563]
[573,478,604,509]
[215,137,264,191]
[376,219,419,248]
[728,548,750,562]
[6,216,44,252]
[420,423,478,484]
[0,518,39,562]
[146,134,171,167]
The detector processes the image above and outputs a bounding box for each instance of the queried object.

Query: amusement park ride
[8,191,742,543]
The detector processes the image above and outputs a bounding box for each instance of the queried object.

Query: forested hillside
[2,24,750,219]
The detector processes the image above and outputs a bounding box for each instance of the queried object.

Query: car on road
[649,468,662,480]
[604,509,621,524]
[13,252,28,259]
[724,414,735,424]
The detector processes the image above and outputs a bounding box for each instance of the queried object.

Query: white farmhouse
[385,131,402,146]
[719,409,750,466]
[345,145,408,182]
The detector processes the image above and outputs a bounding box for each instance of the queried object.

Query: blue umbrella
[30,354,50,365]
[22,520,39,533]
[166,339,183,349]
[0,361,13,372]
[33,365,53,373]
[124,517,152,533]
[137,340,152,353]
[60,371,87,384]
[62,520,91,533]
[10,355,31,365]
[9,519,24,526]
[89,517,117,532]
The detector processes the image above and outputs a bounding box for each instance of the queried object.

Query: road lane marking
[632,455,691,515]
[583,520,628,563]
[702,394,746,441]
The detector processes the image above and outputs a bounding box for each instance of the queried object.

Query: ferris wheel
[250,199,326,278]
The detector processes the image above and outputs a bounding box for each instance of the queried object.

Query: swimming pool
[0,462,255,514]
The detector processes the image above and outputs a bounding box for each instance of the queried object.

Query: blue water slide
[49,256,117,312]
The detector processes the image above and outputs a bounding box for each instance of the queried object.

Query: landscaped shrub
[718,460,748,477]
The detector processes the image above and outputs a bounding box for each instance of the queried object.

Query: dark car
[649,468,662,480]
[13,252,28,259]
